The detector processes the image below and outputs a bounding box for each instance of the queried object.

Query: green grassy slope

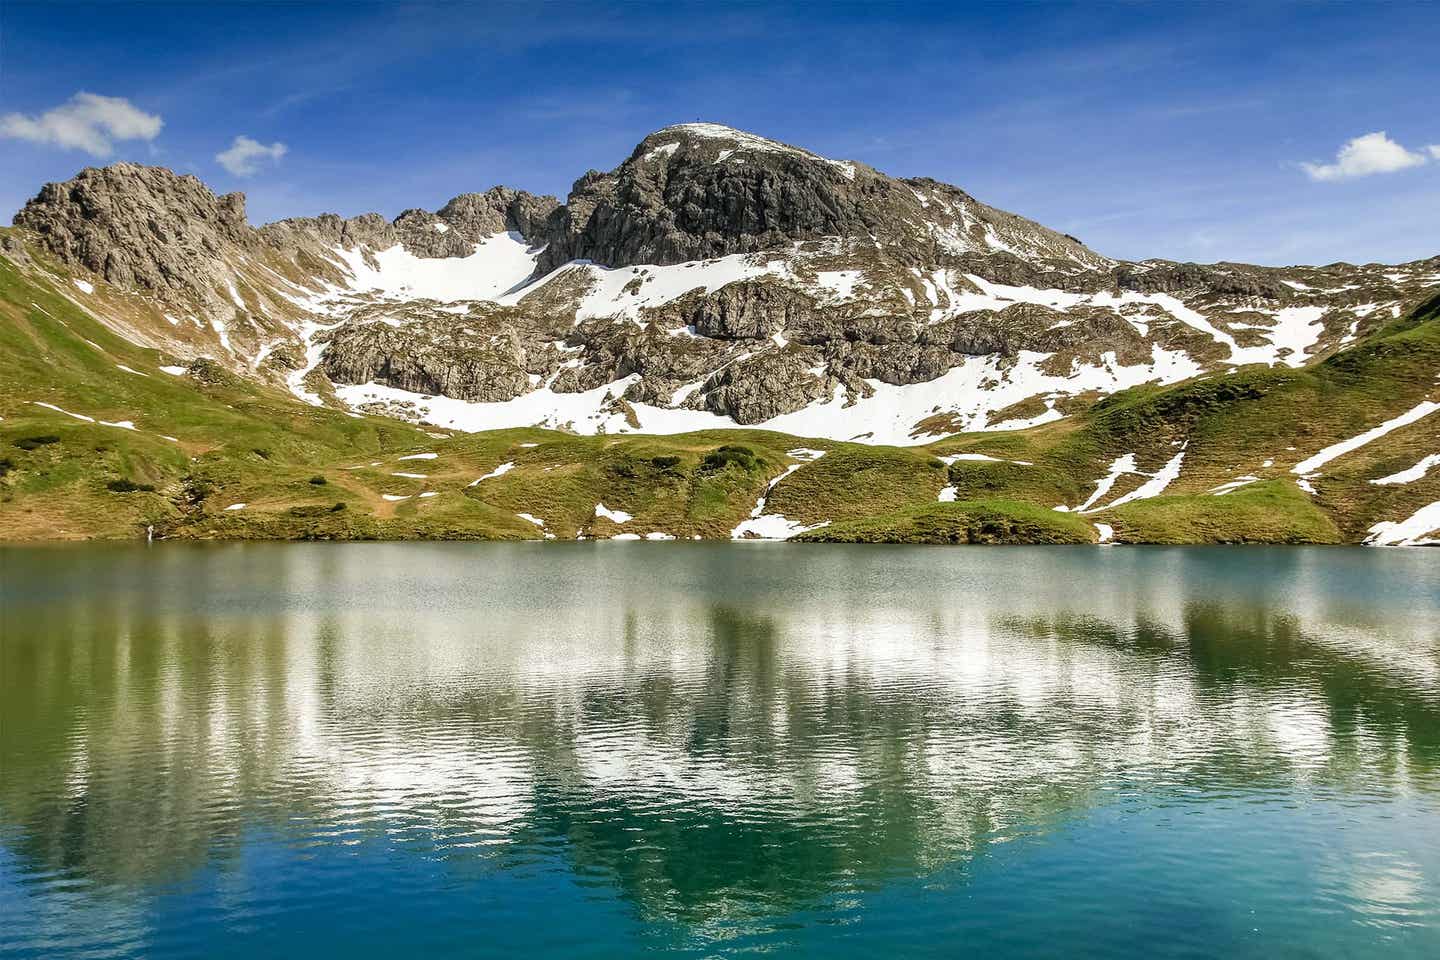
[3,248,1437,545]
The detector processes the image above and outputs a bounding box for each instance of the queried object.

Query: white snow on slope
[1210,476,1259,496]
[159,365,188,375]
[1094,523,1114,543]
[1076,455,1138,512]
[1072,448,1186,514]
[72,279,95,294]
[940,453,1034,466]
[595,503,633,524]
[1103,450,1186,510]
[468,461,514,485]
[30,401,136,431]
[1261,306,1328,367]
[731,448,829,540]
[1292,401,1440,475]
[398,452,438,461]
[544,253,796,321]
[1371,453,1440,485]
[1367,501,1440,546]
[814,270,863,301]
[331,231,540,302]
[517,512,545,526]
[940,277,1324,368]
[334,341,1203,446]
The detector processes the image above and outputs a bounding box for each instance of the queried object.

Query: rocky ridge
[8,124,1440,444]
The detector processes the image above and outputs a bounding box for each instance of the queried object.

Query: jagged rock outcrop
[267,187,558,261]
[665,280,819,340]
[702,351,832,422]
[14,163,257,302]
[322,315,563,403]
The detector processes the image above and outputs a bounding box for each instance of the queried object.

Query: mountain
[2,124,1437,544]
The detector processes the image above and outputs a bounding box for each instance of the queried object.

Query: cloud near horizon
[216,136,289,176]
[0,92,162,157]
[1302,131,1437,182]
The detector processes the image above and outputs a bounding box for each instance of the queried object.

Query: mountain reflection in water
[1,543,1437,958]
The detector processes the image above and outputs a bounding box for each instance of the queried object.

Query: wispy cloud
[216,136,288,176]
[0,92,162,157]
[1301,131,1432,182]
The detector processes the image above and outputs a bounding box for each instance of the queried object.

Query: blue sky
[3,1,1438,266]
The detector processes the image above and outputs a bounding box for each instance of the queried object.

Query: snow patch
[1102,449,1186,510]
[595,503,633,524]
[468,461,514,486]
[1370,453,1440,486]
[730,448,829,539]
[1292,402,1440,475]
[331,232,540,303]
[1367,501,1440,546]
[1076,454,1138,512]
[72,279,94,294]
[1209,476,1259,496]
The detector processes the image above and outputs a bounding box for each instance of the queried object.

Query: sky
[2,0,1438,267]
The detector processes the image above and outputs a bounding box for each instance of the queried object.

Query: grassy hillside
[2,249,1436,545]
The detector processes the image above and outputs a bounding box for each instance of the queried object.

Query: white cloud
[215,136,289,176]
[0,92,162,157]
[1429,145,1440,160]
[1302,131,1429,182]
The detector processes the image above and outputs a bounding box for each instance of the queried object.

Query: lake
[1,543,1438,958]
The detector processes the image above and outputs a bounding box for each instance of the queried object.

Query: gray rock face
[14,163,256,298]
[536,124,1106,274]
[702,351,831,423]
[675,280,816,340]
[321,311,567,403]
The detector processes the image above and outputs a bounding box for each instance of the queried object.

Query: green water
[1,543,1438,957]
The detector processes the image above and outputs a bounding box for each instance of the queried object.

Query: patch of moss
[797,499,1095,544]
[13,435,60,450]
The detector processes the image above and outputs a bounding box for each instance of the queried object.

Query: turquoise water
[1,543,1438,957]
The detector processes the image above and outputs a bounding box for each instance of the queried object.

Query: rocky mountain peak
[14,162,256,293]
[630,123,867,179]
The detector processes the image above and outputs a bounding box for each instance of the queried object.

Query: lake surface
[1,543,1438,958]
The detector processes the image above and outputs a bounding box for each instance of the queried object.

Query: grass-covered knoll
[1105,481,1341,544]
[763,444,946,524]
[795,499,1095,544]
